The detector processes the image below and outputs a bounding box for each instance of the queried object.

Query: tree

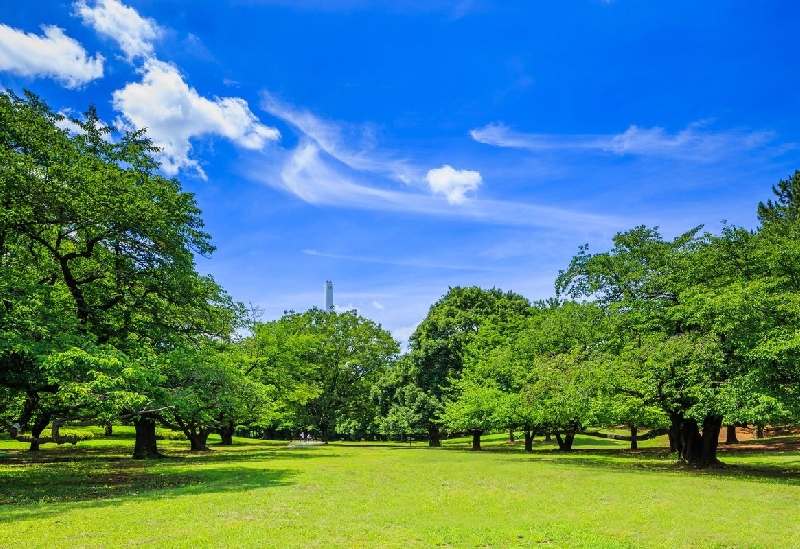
[152,345,270,451]
[372,354,435,441]
[556,216,800,467]
[247,308,398,442]
[408,286,532,446]
[0,90,240,458]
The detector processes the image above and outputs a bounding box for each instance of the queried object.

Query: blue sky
[2,1,799,344]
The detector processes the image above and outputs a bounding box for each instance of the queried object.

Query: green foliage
[57,429,95,442]
[155,429,188,441]
[245,308,399,440]
[405,286,532,439]
[0,90,243,456]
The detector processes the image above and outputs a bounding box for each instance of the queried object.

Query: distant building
[325,281,333,312]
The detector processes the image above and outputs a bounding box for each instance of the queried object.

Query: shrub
[155,429,188,441]
[57,430,95,442]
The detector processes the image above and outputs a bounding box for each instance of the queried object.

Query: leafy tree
[408,286,532,446]
[0,90,240,457]
[151,346,270,451]
[247,308,398,442]
[557,215,800,467]
[372,354,434,441]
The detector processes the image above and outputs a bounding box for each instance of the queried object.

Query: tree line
[3,91,799,468]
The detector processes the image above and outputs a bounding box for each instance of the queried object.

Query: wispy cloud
[0,24,103,88]
[302,249,502,272]
[245,141,623,230]
[74,0,162,61]
[262,92,421,185]
[470,121,779,161]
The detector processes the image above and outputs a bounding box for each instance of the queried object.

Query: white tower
[325,281,333,312]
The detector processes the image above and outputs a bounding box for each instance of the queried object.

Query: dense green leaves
[246,308,399,441]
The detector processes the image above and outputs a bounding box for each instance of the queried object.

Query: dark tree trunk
[218,421,234,446]
[629,425,638,450]
[428,424,441,447]
[508,428,515,443]
[676,415,722,468]
[133,416,162,459]
[725,425,738,444]
[755,424,764,439]
[187,429,211,451]
[554,432,575,451]
[544,433,551,442]
[319,422,329,444]
[668,413,681,453]
[29,415,50,452]
[104,423,113,436]
[524,430,533,452]
[471,429,483,451]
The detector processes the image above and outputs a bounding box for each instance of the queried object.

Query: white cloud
[425,164,482,204]
[372,301,385,310]
[0,24,103,88]
[112,59,280,177]
[470,122,776,161]
[74,0,162,61]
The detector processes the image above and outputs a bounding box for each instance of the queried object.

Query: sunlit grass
[1,431,799,548]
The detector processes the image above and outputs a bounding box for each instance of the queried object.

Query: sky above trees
[2,1,798,344]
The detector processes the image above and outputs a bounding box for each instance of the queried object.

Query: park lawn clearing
[1,435,799,548]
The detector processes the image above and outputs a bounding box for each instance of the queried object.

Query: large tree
[247,308,399,442]
[407,286,532,446]
[0,90,239,457]
[557,214,800,467]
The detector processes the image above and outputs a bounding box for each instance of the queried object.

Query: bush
[57,429,95,442]
[155,429,188,441]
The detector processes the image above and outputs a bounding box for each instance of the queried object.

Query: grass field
[1,430,799,548]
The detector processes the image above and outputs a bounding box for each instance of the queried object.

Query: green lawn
[1,432,799,548]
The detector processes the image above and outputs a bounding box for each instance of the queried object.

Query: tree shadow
[504,447,800,485]
[0,460,298,512]
[0,443,347,511]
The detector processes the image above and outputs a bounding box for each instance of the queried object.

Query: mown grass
[1,431,799,548]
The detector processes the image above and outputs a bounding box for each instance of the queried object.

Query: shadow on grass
[498,446,800,485]
[0,442,347,509]
[0,458,299,510]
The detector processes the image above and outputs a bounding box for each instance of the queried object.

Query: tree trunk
[629,425,638,450]
[676,415,722,468]
[28,415,50,452]
[104,423,113,436]
[133,416,162,459]
[508,428,515,443]
[319,422,329,444]
[218,421,234,446]
[524,430,533,452]
[668,413,681,453]
[554,432,575,451]
[544,433,551,442]
[187,429,211,451]
[725,425,738,444]
[755,424,764,439]
[428,424,441,447]
[471,429,483,451]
